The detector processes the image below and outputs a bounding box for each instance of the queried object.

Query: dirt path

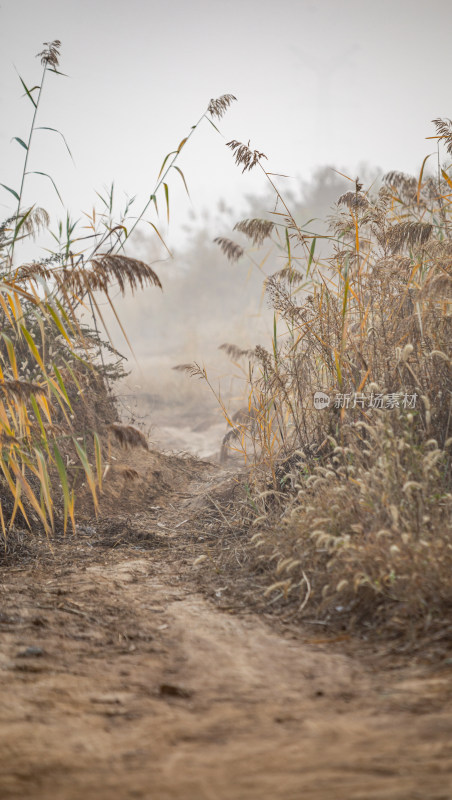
[1,455,451,800]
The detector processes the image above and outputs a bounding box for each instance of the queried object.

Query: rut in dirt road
[0,455,451,800]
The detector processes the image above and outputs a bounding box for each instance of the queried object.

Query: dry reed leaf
[18,208,50,239]
[386,221,433,253]
[272,266,305,284]
[15,262,54,282]
[110,424,148,450]
[207,94,237,120]
[120,467,140,480]
[37,40,61,68]
[226,140,267,173]
[59,255,162,297]
[219,343,254,361]
[384,170,418,195]
[338,191,369,211]
[213,237,244,262]
[172,363,205,378]
[432,117,452,156]
[0,380,46,401]
[233,218,274,246]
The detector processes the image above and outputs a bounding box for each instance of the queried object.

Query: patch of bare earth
[0,449,451,800]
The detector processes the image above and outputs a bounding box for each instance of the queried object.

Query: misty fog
[98,165,377,457]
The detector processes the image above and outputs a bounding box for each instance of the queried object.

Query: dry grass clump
[250,416,451,638]
[208,130,452,640]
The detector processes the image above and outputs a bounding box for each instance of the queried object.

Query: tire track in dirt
[0,457,451,799]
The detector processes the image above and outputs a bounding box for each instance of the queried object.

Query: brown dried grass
[207,150,452,642]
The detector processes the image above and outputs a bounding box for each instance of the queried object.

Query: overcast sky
[1,0,451,253]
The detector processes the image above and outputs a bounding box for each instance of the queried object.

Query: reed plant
[192,131,452,638]
[0,39,235,541]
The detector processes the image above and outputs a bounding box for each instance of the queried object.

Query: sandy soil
[1,449,451,800]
